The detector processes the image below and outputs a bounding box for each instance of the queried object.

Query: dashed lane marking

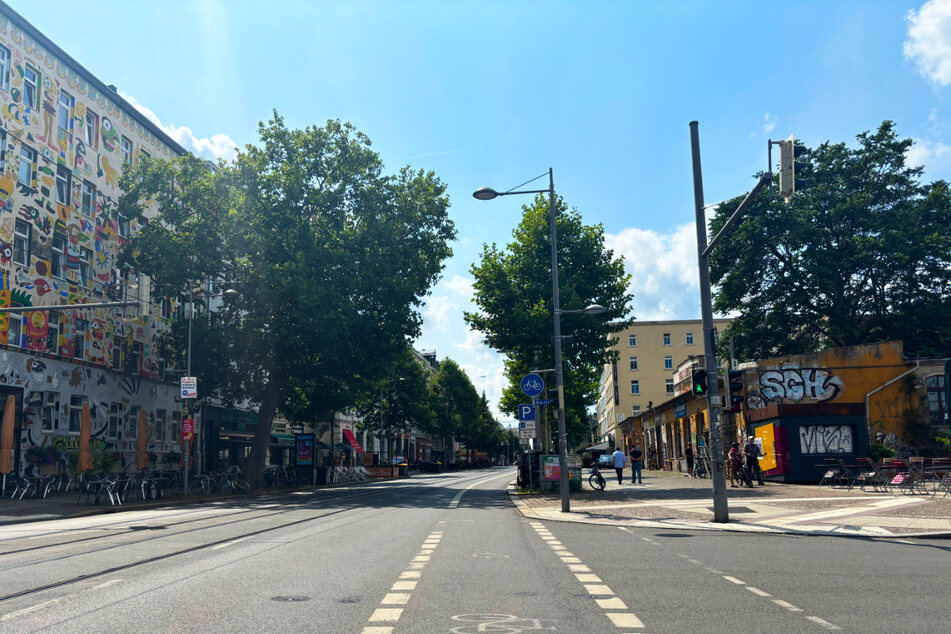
[746,587,771,597]
[722,576,745,585]
[773,599,803,612]
[806,616,841,631]
[532,523,644,629]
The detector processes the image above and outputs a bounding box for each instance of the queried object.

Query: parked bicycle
[588,464,606,491]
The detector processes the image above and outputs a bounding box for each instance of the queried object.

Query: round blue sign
[520,373,545,397]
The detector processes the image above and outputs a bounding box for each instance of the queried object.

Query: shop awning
[583,441,610,453]
[343,428,363,452]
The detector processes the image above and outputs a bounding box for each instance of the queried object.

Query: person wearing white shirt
[610,448,626,485]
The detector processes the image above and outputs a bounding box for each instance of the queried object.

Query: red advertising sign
[182,418,194,442]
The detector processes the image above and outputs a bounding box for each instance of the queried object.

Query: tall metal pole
[549,168,571,513]
[689,121,729,523]
[184,286,192,495]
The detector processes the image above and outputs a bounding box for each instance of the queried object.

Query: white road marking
[806,616,841,630]
[597,597,628,610]
[773,600,803,612]
[391,581,417,591]
[449,471,513,508]
[723,576,745,585]
[91,579,123,590]
[212,536,251,550]
[576,574,602,583]
[361,628,393,634]
[381,593,410,605]
[368,608,403,622]
[607,613,645,628]
[0,598,65,622]
[746,587,771,597]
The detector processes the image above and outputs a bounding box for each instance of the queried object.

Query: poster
[295,433,314,467]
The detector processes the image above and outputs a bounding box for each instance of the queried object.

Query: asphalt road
[0,467,948,633]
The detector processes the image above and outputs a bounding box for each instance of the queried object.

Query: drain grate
[271,596,311,602]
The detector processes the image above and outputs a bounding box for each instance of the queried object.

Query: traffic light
[726,370,744,413]
[691,369,708,396]
[779,134,806,201]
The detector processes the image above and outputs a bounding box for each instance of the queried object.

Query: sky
[10,0,951,426]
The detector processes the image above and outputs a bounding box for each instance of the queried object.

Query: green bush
[869,444,895,462]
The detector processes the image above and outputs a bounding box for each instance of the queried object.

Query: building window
[171,410,181,441]
[155,409,166,440]
[629,356,638,371]
[121,136,133,164]
[111,335,122,370]
[42,392,59,431]
[23,65,39,108]
[47,312,60,354]
[85,110,98,149]
[632,405,641,414]
[81,181,96,215]
[55,165,71,205]
[927,375,946,425]
[51,237,65,279]
[69,395,86,433]
[58,90,72,136]
[664,355,673,370]
[13,219,30,266]
[666,378,674,394]
[73,318,87,359]
[663,332,671,346]
[129,341,142,374]
[628,333,637,347]
[685,332,695,345]
[18,146,35,187]
[79,247,92,287]
[0,44,9,92]
[140,149,151,163]
[128,405,140,438]
[118,217,130,239]
[6,303,22,346]
[631,380,640,395]
[0,129,5,166]
[108,402,123,439]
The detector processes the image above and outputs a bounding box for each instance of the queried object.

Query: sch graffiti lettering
[800,425,853,454]
[759,368,841,403]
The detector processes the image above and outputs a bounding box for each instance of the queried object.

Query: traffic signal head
[727,369,745,412]
[779,134,806,201]
[691,369,708,396]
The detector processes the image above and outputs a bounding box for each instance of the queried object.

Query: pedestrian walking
[628,443,643,484]
[744,435,765,485]
[610,447,626,485]
[728,442,743,488]
[685,444,694,477]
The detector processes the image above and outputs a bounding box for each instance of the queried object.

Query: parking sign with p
[518,404,535,421]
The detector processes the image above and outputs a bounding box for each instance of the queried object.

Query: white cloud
[120,91,239,162]
[763,113,776,134]
[905,0,951,85]
[445,275,475,300]
[605,223,701,321]
[906,136,951,168]
[421,294,453,331]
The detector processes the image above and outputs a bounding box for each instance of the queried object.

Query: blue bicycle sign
[520,373,544,397]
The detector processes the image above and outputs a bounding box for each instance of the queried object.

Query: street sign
[180,376,197,399]
[534,398,553,406]
[519,420,536,431]
[181,417,194,442]
[520,373,544,398]
[518,404,535,421]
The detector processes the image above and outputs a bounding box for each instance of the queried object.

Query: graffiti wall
[744,341,922,444]
[0,12,181,378]
[799,424,853,454]
[2,350,179,474]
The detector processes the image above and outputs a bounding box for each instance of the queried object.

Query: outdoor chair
[932,473,951,499]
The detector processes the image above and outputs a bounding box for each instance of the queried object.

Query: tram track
[0,469,511,605]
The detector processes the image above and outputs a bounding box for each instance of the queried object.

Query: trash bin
[399,465,408,477]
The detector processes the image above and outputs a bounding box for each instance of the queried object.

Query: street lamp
[473,169,580,513]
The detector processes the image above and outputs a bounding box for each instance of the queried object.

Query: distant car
[391,456,408,466]
[598,454,613,466]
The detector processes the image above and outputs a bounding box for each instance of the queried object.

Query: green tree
[710,121,951,360]
[119,114,455,486]
[354,347,434,459]
[466,195,632,448]
[426,359,479,469]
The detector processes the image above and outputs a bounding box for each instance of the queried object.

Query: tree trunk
[245,372,285,488]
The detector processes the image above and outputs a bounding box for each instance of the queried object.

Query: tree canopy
[466,194,632,448]
[710,121,951,360]
[119,114,456,484]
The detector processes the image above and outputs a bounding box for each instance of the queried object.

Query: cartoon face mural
[100,117,118,152]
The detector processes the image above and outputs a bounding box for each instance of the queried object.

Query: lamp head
[472,187,500,201]
[582,304,607,315]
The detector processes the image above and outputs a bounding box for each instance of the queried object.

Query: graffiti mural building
[0,3,187,474]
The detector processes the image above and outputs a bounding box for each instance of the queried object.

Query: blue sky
[11,0,951,425]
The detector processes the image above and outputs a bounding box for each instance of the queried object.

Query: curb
[506,486,951,540]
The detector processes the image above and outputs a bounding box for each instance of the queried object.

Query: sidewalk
[509,469,951,538]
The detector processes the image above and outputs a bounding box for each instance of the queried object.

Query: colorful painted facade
[0,4,187,474]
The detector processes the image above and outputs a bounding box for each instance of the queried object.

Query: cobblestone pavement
[511,469,951,538]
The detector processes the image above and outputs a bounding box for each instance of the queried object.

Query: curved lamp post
[473,170,604,513]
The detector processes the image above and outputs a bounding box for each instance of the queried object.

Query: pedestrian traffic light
[691,369,708,396]
[779,134,806,201]
[727,369,744,412]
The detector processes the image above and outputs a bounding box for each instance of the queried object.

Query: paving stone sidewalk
[510,469,951,538]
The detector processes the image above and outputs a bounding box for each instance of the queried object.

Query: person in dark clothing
[628,444,643,484]
[685,444,694,477]
[744,436,764,485]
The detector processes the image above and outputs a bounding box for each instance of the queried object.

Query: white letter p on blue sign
[518,404,535,421]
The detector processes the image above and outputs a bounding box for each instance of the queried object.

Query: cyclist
[744,436,765,485]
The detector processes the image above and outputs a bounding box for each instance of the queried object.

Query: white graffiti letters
[800,424,853,454]
[759,368,840,403]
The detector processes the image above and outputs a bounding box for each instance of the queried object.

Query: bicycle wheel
[235,479,252,494]
[588,473,604,491]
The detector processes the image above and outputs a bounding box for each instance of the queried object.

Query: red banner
[343,428,363,452]
[181,418,194,442]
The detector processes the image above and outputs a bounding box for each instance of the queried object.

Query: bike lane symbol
[520,373,544,398]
